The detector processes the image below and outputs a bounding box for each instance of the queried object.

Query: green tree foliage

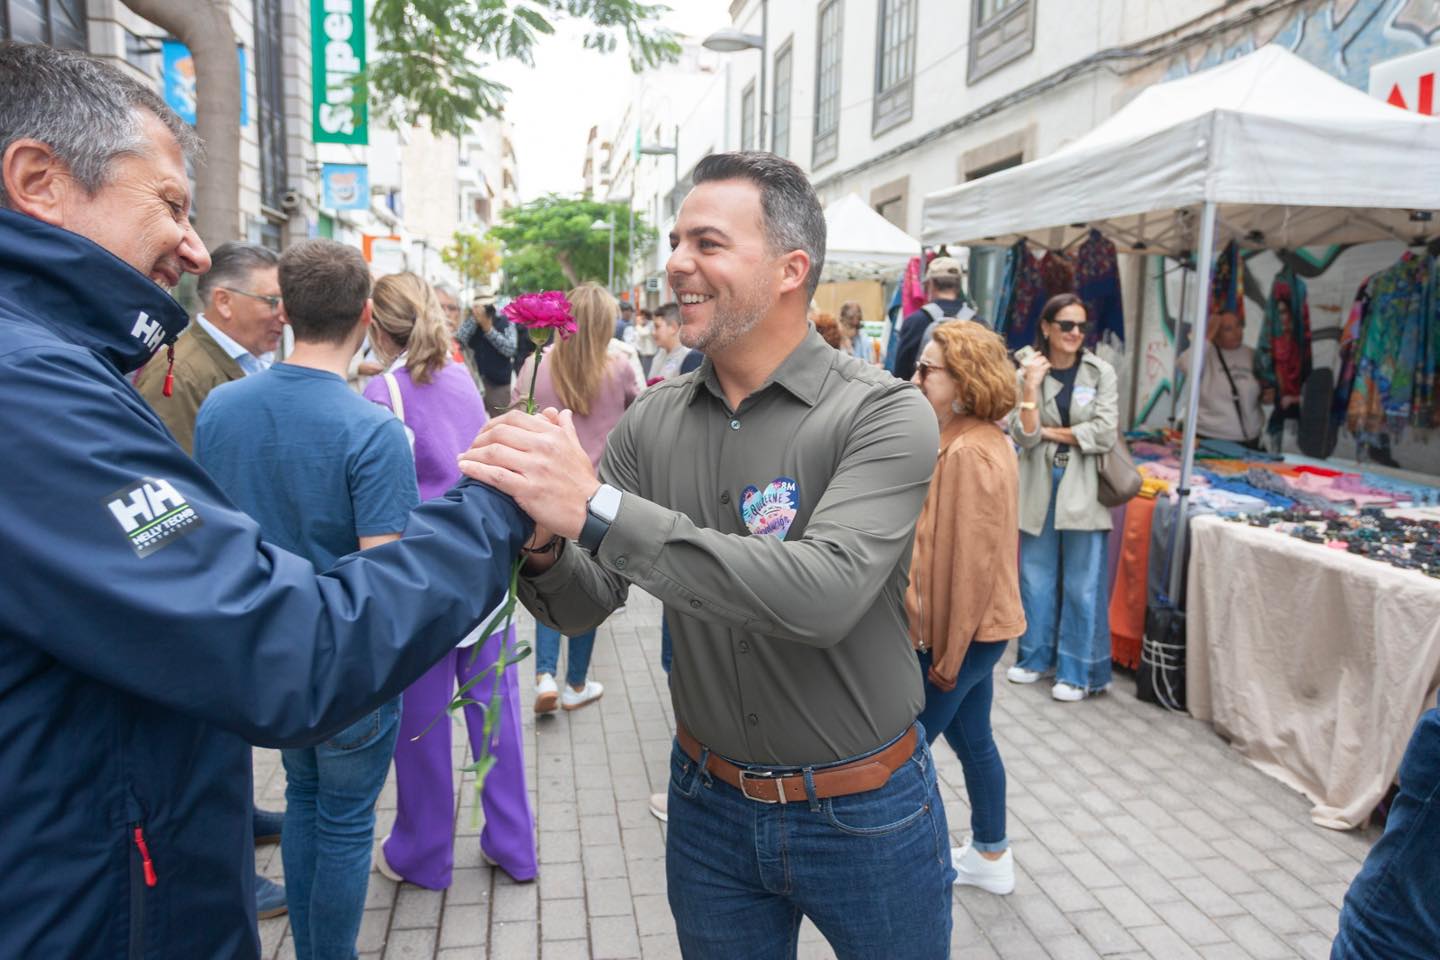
[440,231,503,295]
[369,0,681,137]
[488,196,650,294]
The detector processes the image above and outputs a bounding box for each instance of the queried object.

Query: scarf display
[1256,269,1312,438]
[1210,240,1245,322]
[1074,229,1126,345]
[997,240,1045,350]
[1343,252,1437,437]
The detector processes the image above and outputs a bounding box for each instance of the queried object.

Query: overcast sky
[491,0,732,201]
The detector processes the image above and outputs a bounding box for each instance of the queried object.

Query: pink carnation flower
[503,291,577,341]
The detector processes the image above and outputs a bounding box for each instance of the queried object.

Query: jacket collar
[0,208,190,374]
[690,325,832,409]
[938,414,988,451]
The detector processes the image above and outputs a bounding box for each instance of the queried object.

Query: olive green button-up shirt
[519,328,939,766]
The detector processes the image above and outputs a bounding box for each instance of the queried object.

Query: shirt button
[720,491,731,504]
[747,713,758,726]
[614,556,627,569]
[738,640,750,653]
[729,419,741,430]
[690,599,702,609]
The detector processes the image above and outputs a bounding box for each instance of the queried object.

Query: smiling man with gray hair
[0,41,529,959]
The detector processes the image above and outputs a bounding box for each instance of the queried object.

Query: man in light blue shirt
[137,242,284,451]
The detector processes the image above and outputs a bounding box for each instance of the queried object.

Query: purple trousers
[382,627,537,887]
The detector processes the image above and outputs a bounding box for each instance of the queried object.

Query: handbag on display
[1096,438,1142,507]
[1138,596,1187,711]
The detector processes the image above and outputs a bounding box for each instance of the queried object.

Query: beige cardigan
[905,416,1026,690]
[1008,347,1118,535]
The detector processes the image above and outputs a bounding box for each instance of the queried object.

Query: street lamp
[703,1,768,151]
[591,214,615,292]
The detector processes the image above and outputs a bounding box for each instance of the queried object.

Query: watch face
[591,484,623,522]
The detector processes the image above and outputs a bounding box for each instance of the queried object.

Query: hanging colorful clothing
[1346,252,1435,437]
[900,256,926,318]
[1074,229,1125,345]
[1039,250,1075,300]
[1332,277,1371,431]
[1000,240,1045,350]
[1256,269,1312,438]
[1210,240,1244,322]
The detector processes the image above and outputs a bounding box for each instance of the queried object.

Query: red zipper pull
[161,344,176,398]
[132,826,158,887]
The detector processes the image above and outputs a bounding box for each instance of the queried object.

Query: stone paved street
[253,590,1380,959]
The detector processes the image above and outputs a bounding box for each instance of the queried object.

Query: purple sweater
[363,360,486,500]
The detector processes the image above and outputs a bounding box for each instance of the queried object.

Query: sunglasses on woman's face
[914,360,944,380]
[1051,320,1090,334]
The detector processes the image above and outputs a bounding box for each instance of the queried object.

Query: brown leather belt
[676,724,917,804]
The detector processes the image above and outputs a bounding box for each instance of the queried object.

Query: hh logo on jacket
[131,311,165,352]
[104,477,204,557]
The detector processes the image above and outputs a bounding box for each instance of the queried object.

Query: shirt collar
[197,313,273,375]
[688,326,833,409]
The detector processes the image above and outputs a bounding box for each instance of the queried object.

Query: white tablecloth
[1186,514,1440,829]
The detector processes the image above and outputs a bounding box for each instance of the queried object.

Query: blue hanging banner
[321,163,370,211]
[162,40,249,128]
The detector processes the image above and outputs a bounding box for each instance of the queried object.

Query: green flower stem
[444,325,554,821]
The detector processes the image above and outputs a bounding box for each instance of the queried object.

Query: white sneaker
[1051,681,1087,702]
[374,835,404,884]
[1006,666,1045,685]
[951,844,1014,895]
[534,673,559,714]
[648,792,668,823]
[561,680,604,711]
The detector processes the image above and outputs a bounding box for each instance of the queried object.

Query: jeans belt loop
[697,746,713,787]
[802,767,820,812]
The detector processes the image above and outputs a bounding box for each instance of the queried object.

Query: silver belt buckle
[739,769,788,804]
[1054,451,1070,466]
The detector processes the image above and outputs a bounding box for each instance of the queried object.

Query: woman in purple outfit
[362,272,537,886]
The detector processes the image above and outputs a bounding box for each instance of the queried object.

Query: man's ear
[778,249,812,297]
[211,287,233,322]
[2,139,75,227]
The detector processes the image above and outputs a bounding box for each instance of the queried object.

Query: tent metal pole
[1168,261,1189,427]
[1168,199,1218,604]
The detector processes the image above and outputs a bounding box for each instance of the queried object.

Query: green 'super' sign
[311,0,366,145]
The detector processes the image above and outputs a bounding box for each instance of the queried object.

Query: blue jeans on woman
[281,697,401,960]
[665,725,954,959]
[915,643,1009,852]
[1016,466,1113,691]
[534,623,597,687]
[1332,707,1440,959]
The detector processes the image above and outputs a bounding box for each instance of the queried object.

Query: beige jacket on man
[1009,346,1118,535]
[135,321,245,454]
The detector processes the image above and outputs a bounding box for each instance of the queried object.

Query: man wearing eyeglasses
[137,241,284,453]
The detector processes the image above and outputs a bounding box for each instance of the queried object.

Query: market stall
[815,193,923,356]
[920,44,1440,826]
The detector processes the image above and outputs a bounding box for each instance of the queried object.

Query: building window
[740,80,756,152]
[772,40,792,159]
[813,0,843,169]
[873,0,915,136]
[869,175,909,232]
[2,0,85,49]
[968,0,1034,84]
[253,0,288,213]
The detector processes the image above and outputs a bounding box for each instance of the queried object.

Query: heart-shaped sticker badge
[740,476,800,538]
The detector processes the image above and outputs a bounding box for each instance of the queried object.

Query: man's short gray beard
[681,274,771,354]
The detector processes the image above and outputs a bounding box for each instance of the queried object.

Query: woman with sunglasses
[1009,293,1118,702]
[907,321,1026,894]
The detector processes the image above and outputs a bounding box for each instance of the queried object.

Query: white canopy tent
[821,193,922,282]
[920,44,1440,600]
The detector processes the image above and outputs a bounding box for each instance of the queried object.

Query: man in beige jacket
[137,242,283,453]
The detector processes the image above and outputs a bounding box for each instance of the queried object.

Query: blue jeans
[1017,466,1112,691]
[282,699,401,960]
[534,623,596,687]
[666,726,954,959]
[915,643,1008,852]
[1332,708,1440,959]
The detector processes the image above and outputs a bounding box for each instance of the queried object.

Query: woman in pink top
[515,282,643,714]
[361,273,537,887]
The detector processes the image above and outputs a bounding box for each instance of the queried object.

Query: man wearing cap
[459,286,516,417]
[892,255,972,383]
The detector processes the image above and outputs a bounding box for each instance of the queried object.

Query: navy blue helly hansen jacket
[0,208,530,959]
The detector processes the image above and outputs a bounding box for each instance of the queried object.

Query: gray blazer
[1009,347,1118,535]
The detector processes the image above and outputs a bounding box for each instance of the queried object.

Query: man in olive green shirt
[462,152,953,958]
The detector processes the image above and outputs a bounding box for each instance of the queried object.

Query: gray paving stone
[1217,914,1294,960]
[381,927,436,960]
[591,914,642,959]
[491,919,540,959]
[539,899,587,941]
[1070,908,1142,955]
[1093,885,1163,929]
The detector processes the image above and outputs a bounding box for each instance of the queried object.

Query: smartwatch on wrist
[578,483,622,555]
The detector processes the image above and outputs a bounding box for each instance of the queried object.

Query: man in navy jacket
[0,42,529,958]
